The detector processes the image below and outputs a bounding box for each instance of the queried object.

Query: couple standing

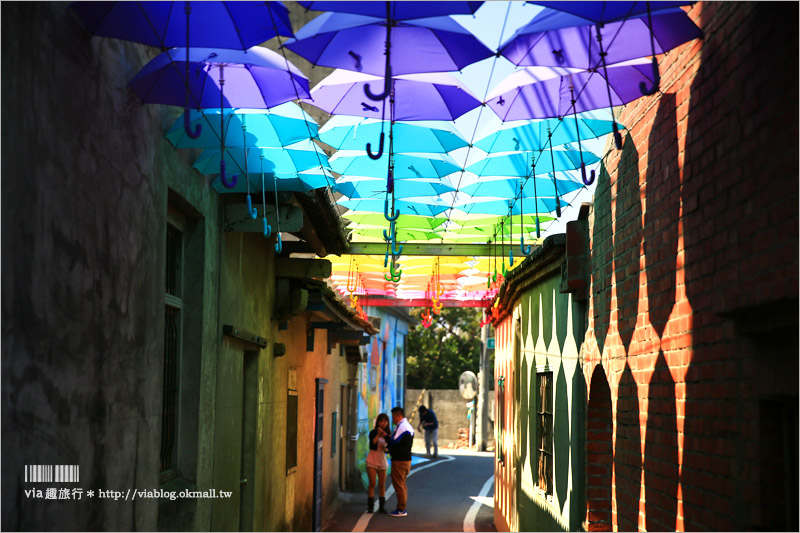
[365,406,414,517]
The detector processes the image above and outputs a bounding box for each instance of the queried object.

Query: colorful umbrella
[283,12,493,76]
[335,179,455,199]
[318,116,468,153]
[338,197,450,217]
[330,152,461,180]
[529,2,694,25]
[297,1,484,20]
[166,104,318,150]
[342,213,448,231]
[460,172,584,198]
[304,70,482,121]
[466,148,599,177]
[193,141,330,177]
[129,47,309,110]
[474,115,622,153]
[71,1,293,49]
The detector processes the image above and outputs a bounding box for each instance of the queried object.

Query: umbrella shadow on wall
[644,93,680,338]
[591,164,612,356]
[613,359,642,532]
[613,132,643,353]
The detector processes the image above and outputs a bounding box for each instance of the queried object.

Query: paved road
[324,450,496,532]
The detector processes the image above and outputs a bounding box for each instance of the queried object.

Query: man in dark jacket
[386,406,414,517]
[417,405,439,459]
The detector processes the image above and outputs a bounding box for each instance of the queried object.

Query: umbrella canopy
[330,152,461,180]
[194,141,330,177]
[351,228,444,242]
[208,170,333,193]
[529,2,693,25]
[318,116,468,153]
[342,213,448,231]
[129,47,309,109]
[474,115,622,153]
[466,148,599,177]
[338,197,450,217]
[335,179,455,199]
[454,196,565,216]
[485,61,657,121]
[304,70,482,121]
[71,1,293,49]
[297,1,484,20]
[460,172,584,198]
[500,8,702,69]
[166,104,318,149]
[283,12,493,76]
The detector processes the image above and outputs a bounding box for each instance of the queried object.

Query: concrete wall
[405,389,495,447]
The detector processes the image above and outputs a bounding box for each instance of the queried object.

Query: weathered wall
[405,389,495,447]
[1,3,213,530]
[580,2,798,532]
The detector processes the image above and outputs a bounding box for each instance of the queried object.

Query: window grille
[536,372,553,495]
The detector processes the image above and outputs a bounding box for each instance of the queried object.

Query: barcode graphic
[24,465,79,483]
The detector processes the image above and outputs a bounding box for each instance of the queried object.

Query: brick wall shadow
[585,366,612,531]
[591,165,612,355]
[613,133,642,353]
[613,361,641,531]
[643,351,679,531]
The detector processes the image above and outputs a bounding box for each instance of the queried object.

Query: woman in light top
[365,413,390,513]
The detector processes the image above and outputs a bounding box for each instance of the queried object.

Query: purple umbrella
[71,1,294,138]
[486,61,656,121]
[283,12,494,77]
[527,1,693,25]
[297,1,484,20]
[304,70,481,121]
[129,47,309,109]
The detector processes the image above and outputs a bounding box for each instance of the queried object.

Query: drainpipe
[476,322,490,451]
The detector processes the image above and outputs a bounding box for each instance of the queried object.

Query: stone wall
[405,389,495,447]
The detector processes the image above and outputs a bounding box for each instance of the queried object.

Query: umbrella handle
[639,56,661,96]
[219,160,238,189]
[183,111,201,139]
[246,195,257,219]
[384,199,400,221]
[520,236,532,256]
[262,218,272,238]
[535,216,541,239]
[612,123,623,150]
[364,66,392,101]
[509,249,514,267]
[391,235,403,256]
[274,233,283,254]
[382,219,396,241]
[367,132,385,160]
[581,162,596,186]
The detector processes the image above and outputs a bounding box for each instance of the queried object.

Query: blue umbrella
[318,116,468,154]
[461,173,584,199]
[71,1,293,49]
[454,197,565,216]
[208,170,333,193]
[283,12,493,76]
[528,2,694,26]
[129,47,310,110]
[338,197,450,217]
[474,116,622,153]
[166,104,318,149]
[335,179,455,199]
[297,1,484,20]
[467,148,599,177]
[330,152,461,180]
[193,141,330,177]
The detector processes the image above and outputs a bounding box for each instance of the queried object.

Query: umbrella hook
[639,2,661,96]
[365,1,393,101]
[382,219,396,242]
[390,233,403,256]
[383,198,400,222]
[260,156,272,238]
[243,121,257,219]
[519,183,532,256]
[531,154,542,239]
[218,65,237,189]
[547,128,562,218]
[570,84,595,186]
[595,25,623,150]
[183,3,201,139]
[367,131,385,160]
[273,174,282,254]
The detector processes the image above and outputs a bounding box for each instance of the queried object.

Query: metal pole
[476,322,490,451]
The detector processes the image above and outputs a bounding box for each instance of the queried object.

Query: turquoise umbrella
[338,197,450,217]
[461,172,584,198]
[466,147,598,177]
[455,197,565,216]
[318,116,468,153]
[194,141,330,176]
[474,116,622,153]
[166,103,319,149]
[335,179,455,199]
[330,152,460,180]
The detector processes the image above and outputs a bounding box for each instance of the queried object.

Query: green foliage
[406,307,493,389]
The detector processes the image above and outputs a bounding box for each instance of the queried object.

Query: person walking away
[365,413,390,513]
[417,405,439,460]
[386,406,414,517]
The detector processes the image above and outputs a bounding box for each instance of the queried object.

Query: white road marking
[351,455,456,532]
[462,475,494,532]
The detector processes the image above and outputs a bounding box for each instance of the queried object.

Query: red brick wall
[582,2,798,531]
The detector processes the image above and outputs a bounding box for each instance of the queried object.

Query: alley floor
[324,448,496,532]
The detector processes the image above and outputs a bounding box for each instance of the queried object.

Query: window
[161,222,183,481]
[331,411,337,457]
[286,389,298,472]
[536,371,553,495]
